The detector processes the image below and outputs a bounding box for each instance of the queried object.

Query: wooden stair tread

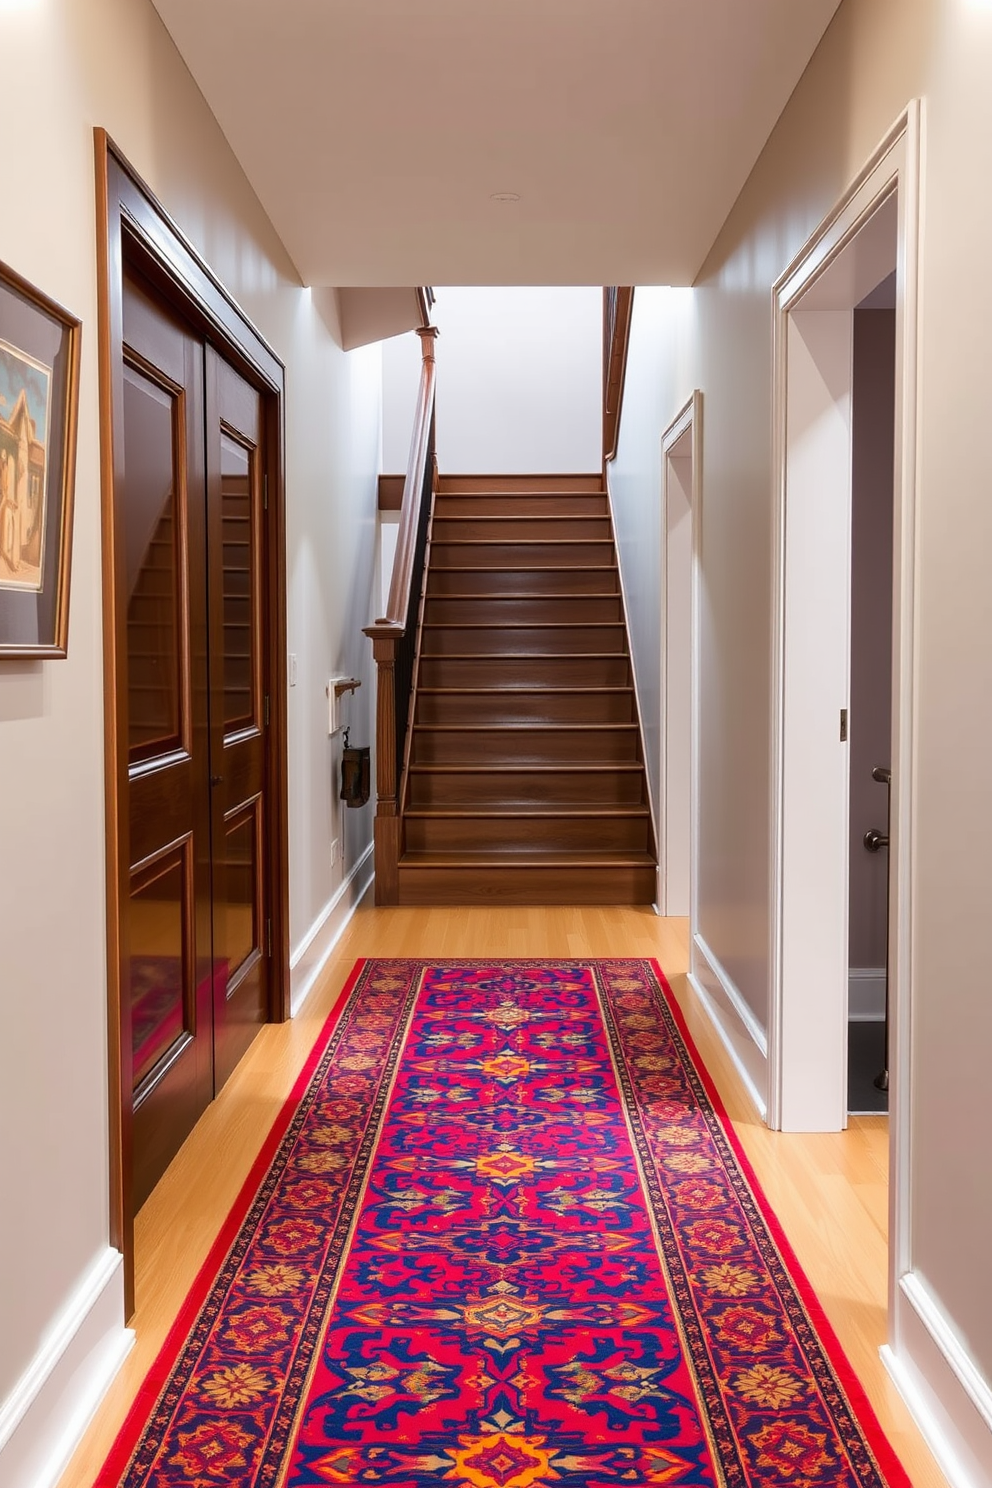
[409,762,644,773]
[417,686,633,695]
[420,651,626,659]
[433,513,610,522]
[431,538,611,545]
[404,807,650,819]
[422,621,626,629]
[429,565,617,572]
[437,496,609,502]
[399,850,655,867]
[412,722,639,731]
[425,591,619,600]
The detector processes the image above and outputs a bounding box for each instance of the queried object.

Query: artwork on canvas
[0,338,52,592]
[0,257,80,657]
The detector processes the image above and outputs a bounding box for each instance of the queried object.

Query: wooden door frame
[95,131,290,1315]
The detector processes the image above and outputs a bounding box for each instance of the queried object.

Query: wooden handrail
[603,286,634,463]
[369,326,437,633]
[363,325,438,904]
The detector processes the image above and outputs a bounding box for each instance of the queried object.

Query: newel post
[365,623,403,904]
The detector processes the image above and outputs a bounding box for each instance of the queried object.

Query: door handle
[863,828,888,852]
[210,774,223,787]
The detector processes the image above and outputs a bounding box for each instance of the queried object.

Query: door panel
[207,348,268,1089]
[122,272,214,1209]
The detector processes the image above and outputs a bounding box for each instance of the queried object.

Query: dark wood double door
[122,269,271,1208]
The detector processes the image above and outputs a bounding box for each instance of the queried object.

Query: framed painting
[0,258,81,657]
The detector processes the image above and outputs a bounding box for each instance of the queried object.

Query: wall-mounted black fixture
[340,727,370,809]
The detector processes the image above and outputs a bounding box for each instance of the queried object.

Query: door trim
[94,131,290,1315]
[658,392,702,921]
[768,93,921,1319]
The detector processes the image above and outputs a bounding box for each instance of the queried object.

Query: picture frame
[0,257,81,657]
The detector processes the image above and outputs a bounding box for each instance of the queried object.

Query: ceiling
[151,0,842,288]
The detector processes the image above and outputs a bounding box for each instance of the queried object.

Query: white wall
[609,288,698,881]
[0,3,379,1482]
[381,330,424,473]
[432,287,603,473]
[613,0,992,1477]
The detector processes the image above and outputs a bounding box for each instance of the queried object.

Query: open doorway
[769,106,921,1155]
[848,279,896,1115]
[659,393,701,919]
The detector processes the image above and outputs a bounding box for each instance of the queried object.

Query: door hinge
[839,708,848,742]
[264,693,270,727]
[263,472,269,511]
[267,917,272,957]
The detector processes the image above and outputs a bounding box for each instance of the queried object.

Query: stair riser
[423,596,623,626]
[430,542,615,568]
[418,656,631,688]
[432,517,611,542]
[438,475,605,495]
[397,864,656,906]
[416,692,636,725]
[427,568,620,597]
[411,728,641,765]
[407,770,647,809]
[434,495,609,518]
[421,626,627,656]
[405,817,651,853]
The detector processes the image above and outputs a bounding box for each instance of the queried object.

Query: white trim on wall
[659,393,703,921]
[290,841,375,1015]
[848,967,887,1021]
[769,105,920,1138]
[604,468,661,882]
[0,1249,132,1488]
[883,1272,992,1488]
[688,931,768,1120]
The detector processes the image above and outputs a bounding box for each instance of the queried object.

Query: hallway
[58,903,942,1488]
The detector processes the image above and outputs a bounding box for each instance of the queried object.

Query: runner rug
[101,959,909,1488]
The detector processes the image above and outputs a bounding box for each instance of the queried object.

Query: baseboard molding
[0,1248,132,1488]
[688,932,767,1119]
[290,842,374,1016]
[880,1271,992,1488]
[848,966,887,1021]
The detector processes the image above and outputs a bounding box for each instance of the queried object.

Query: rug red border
[647,957,912,1488]
[98,957,368,1486]
[98,955,913,1488]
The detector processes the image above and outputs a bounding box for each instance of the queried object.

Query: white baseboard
[688,931,767,1119]
[849,966,887,1021]
[290,841,374,1016]
[881,1272,992,1488]
[0,1248,133,1488]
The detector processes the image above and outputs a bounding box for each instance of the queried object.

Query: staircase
[395,474,656,904]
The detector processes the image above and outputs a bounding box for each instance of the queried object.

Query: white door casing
[659,394,701,919]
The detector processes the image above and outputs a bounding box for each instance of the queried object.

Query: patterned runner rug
[101,959,909,1487]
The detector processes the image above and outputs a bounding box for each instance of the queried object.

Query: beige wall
[615,0,992,1468]
[0,0,379,1454]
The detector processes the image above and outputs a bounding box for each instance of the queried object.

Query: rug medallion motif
[103,960,909,1488]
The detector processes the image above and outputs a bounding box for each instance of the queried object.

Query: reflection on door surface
[121,272,269,1210]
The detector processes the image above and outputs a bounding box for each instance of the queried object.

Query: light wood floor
[59,902,946,1488]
